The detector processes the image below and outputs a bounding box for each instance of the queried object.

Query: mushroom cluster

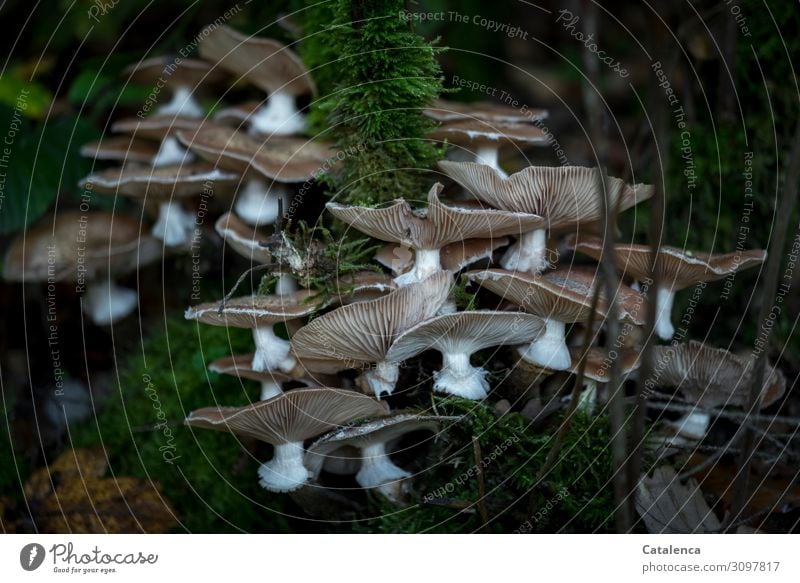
[166,24,784,508]
[35,20,783,516]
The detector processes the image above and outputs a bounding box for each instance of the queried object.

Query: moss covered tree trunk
[299,0,443,205]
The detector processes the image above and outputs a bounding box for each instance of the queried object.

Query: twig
[628,22,669,521]
[472,437,491,532]
[217,264,273,313]
[725,119,800,530]
[580,0,631,533]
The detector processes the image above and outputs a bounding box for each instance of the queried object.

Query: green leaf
[0,109,100,235]
[67,70,152,113]
[0,77,53,119]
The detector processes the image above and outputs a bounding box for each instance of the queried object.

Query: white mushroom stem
[259,380,283,400]
[156,86,204,119]
[275,273,298,296]
[501,229,549,274]
[257,441,310,492]
[249,91,306,136]
[654,286,676,340]
[355,442,410,490]
[83,278,138,326]
[152,201,196,247]
[519,319,571,371]
[474,146,506,178]
[433,352,490,400]
[668,411,710,441]
[234,179,291,226]
[151,135,194,167]
[251,326,296,373]
[364,360,400,399]
[393,248,441,286]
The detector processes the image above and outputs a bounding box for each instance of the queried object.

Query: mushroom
[429,119,548,176]
[375,237,509,278]
[198,25,315,135]
[80,136,160,164]
[567,347,640,414]
[185,388,388,492]
[439,162,654,274]
[651,341,786,438]
[185,289,323,373]
[213,101,262,125]
[81,163,239,247]
[290,271,453,397]
[3,211,161,325]
[466,267,645,371]
[384,311,545,399]
[568,236,768,340]
[305,413,453,500]
[215,211,274,264]
[209,353,337,400]
[123,56,225,118]
[327,271,398,305]
[178,126,336,226]
[327,182,545,285]
[111,114,221,167]
[423,98,548,124]
[213,212,301,295]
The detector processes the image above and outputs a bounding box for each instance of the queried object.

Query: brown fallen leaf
[635,466,721,533]
[24,448,179,533]
[686,453,800,518]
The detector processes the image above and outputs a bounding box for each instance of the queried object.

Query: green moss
[70,316,293,533]
[300,0,444,205]
[360,397,617,533]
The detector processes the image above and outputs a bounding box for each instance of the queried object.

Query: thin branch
[472,437,491,533]
[580,0,630,532]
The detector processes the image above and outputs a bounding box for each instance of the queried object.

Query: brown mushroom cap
[424,98,548,124]
[81,163,239,198]
[328,271,397,305]
[466,267,646,325]
[214,212,273,264]
[177,126,336,182]
[438,161,654,230]
[111,116,220,141]
[429,119,549,148]
[185,387,388,445]
[80,136,160,164]
[290,270,452,367]
[652,341,785,409]
[123,56,227,89]
[185,289,321,329]
[209,353,338,386]
[305,413,452,478]
[376,237,509,275]
[567,236,768,291]
[198,25,316,96]
[327,182,545,251]
[568,347,640,382]
[213,101,263,124]
[439,237,510,272]
[385,311,545,363]
[3,211,161,282]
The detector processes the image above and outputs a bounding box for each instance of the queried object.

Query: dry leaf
[635,466,721,533]
[24,448,178,533]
